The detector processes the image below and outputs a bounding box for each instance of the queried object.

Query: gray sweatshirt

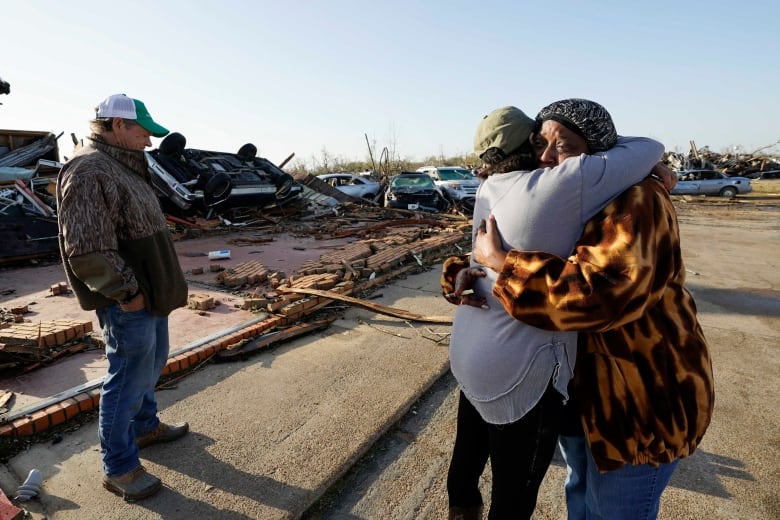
[449,136,664,424]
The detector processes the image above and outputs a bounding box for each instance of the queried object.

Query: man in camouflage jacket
[57,94,189,501]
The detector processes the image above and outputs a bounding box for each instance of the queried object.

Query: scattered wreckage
[0,129,313,265]
[0,129,464,268]
[665,140,780,179]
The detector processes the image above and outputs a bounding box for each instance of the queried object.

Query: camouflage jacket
[56,135,187,316]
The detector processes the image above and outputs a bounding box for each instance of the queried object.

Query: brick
[30,410,50,433]
[48,405,67,427]
[61,398,81,419]
[191,267,204,275]
[10,306,28,315]
[42,333,57,348]
[279,304,304,320]
[266,299,288,312]
[302,297,321,311]
[197,346,216,361]
[64,325,77,341]
[175,354,192,370]
[12,418,34,437]
[241,298,268,311]
[76,394,94,412]
[85,388,101,408]
[187,294,215,311]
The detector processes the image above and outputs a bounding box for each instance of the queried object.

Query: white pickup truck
[416,166,478,213]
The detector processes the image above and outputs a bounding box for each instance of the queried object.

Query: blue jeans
[559,434,679,520]
[96,305,169,477]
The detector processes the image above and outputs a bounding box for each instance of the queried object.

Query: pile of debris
[0,129,389,266]
[664,140,780,178]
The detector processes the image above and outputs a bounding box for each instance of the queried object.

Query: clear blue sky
[2,1,778,168]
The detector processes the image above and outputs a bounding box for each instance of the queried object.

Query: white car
[317,173,382,200]
[416,166,479,213]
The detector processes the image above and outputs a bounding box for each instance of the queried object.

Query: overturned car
[146,132,302,217]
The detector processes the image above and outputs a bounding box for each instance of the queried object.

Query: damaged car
[384,172,450,212]
[416,165,478,214]
[146,132,302,217]
[671,169,752,198]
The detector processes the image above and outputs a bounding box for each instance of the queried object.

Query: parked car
[416,165,479,213]
[317,173,382,200]
[384,172,450,212]
[146,132,302,216]
[670,169,752,198]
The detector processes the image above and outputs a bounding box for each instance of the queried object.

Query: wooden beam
[280,287,453,324]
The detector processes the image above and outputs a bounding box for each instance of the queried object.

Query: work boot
[102,466,161,501]
[136,421,189,449]
[448,505,484,520]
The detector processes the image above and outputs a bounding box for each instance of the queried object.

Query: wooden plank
[281,287,453,324]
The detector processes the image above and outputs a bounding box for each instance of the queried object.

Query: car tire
[719,186,738,199]
[274,172,295,198]
[237,143,257,162]
[159,132,186,157]
[203,172,232,206]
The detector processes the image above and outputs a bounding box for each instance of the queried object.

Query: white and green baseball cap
[96,94,169,137]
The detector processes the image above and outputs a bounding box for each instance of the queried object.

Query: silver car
[670,169,752,199]
[317,173,382,200]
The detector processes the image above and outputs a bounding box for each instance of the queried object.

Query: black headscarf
[535,98,617,152]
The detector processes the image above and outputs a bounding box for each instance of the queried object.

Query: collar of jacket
[86,134,151,181]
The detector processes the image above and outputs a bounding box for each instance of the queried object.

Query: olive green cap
[473,106,535,158]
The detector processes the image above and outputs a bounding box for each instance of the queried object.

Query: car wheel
[237,143,257,162]
[158,132,186,157]
[203,172,232,206]
[719,186,738,199]
[274,173,295,198]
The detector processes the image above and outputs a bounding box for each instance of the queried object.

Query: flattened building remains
[0,129,470,447]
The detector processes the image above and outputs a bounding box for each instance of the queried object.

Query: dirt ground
[303,191,780,520]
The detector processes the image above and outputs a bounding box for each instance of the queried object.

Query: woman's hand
[651,162,677,191]
[444,266,489,309]
[473,215,507,272]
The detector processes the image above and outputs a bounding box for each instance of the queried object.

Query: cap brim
[137,117,169,138]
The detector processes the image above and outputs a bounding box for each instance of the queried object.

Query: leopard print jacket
[441,178,714,471]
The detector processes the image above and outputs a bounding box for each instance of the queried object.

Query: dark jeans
[447,385,564,519]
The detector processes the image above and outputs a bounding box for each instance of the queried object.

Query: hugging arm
[488,181,680,332]
[440,254,488,308]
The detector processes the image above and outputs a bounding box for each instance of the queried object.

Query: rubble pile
[664,141,780,178]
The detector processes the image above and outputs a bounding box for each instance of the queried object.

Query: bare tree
[320,146,332,173]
